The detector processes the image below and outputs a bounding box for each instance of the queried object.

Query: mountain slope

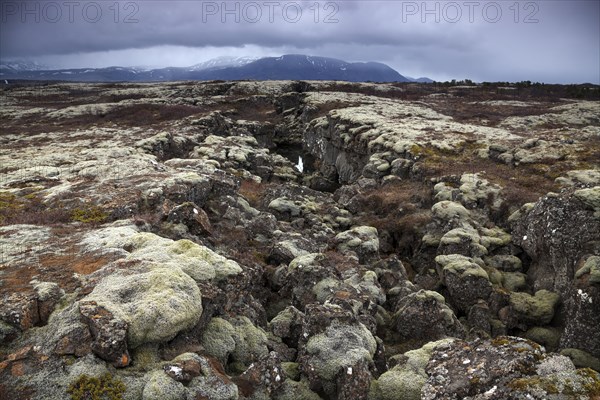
[195,55,409,82]
[0,55,409,83]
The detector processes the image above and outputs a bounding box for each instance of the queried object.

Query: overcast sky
[1,0,599,83]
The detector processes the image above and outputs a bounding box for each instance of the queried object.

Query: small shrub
[67,373,125,400]
[0,191,71,226]
[71,205,108,224]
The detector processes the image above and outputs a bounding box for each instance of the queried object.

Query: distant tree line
[428,80,599,100]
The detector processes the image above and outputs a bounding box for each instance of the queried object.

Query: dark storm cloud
[1,0,598,83]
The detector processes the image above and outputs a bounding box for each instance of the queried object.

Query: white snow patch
[296,156,304,173]
[484,385,497,396]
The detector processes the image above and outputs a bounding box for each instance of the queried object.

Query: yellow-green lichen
[67,373,126,400]
[71,205,108,223]
[508,376,559,394]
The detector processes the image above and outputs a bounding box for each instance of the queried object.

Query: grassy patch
[67,373,125,400]
[71,204,108,224]
[0,190,71,226]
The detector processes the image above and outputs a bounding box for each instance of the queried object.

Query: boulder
[560,285,600,359]
[199,317,237,367]
[392,290,466,342]
[334,226,380,263]
[506,290,560,329]
[512,189,600,297]
[299,304,377,399]
[166,202,212,236]
[369,339,454,400]
[235,351,285,398]
[435,254,492,313]
[82,265,202,349]
[422,336,600,399]
[79,301,130,367]
[125,233,242,282]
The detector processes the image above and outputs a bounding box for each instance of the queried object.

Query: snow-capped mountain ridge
[0,55,429,83]
[189,56,260,71]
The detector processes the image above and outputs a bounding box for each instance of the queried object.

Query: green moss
[71,205,108,223]
[0,191,23,223]
[370,368,426,400]
[200,317,236,365]
[523,327,561,352]
[282,362,300,381]
[560,348,600,371]
[508,377,559,394]
[509,290,560,325]
[491,337,511,347]
[577,368,600,395]
[67,373,126,400]
[129,344,160,371]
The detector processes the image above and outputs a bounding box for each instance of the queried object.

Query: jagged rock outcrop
[512,188,600,297]
[421,337,600,399]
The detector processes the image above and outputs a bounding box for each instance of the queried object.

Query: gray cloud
[1,0,598,83]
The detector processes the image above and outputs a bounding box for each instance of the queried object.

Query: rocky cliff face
[1,80,599,399]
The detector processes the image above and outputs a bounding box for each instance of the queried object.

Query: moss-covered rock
[200,317,236,366]
[560,348,600,372]
[431,201,470,222]
[273,379,322,400]
[281,362,300,381]
[334,225,380,263]
[369,339,454,400]
[392,289,466,341]
[141,370,186,400]
[522,326,562,352]
[502,272,528,292]
[439,227,488,257]
[574,186,600,217]
[125,233,242,282]
[369,368,424,400]
[508,290,560,328]
[435,254,492,313]
[182,353,239,400]
[83,266,202,349]
[229,316,270,372]
[268,197,302,217]
[575,255,600,285]
[484,254,523,272]
[67,372,127,400]
[457,173,503,211]
[303,319,377,382]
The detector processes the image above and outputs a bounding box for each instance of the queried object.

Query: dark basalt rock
[512,189,600,298]
[422,336,600,399]
[392,289,466,342]
[79,301,130,368]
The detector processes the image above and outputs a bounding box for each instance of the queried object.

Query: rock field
[1,80,599,399]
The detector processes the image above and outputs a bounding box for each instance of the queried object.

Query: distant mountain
[0,55,409,83]
[0,59,53,72]
[195,55,409,82]
[188,56,260,71]
[405,76,435,83]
